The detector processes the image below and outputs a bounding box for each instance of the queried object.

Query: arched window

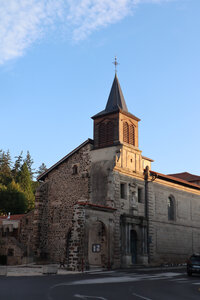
[129,124,135,146]
[72,165,78,175]
[123,122,129,143]
[107,121,114,143]
[99,123,106,146]
[168,196,175,220]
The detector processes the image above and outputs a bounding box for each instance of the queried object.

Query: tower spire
[105,74,128,112]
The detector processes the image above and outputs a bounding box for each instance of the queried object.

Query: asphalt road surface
[0,268,200,300]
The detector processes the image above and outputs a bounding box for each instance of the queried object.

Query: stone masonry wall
[148,181,200,265]
[19,210,34,256]
[68,203,86,271]
[34,142,92,263]
[33,181,49,259]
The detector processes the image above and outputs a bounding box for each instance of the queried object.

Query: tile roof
[0,214,25,220]
[150,170,200,190]
[167,172,200,182]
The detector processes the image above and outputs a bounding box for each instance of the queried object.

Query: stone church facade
[34,74,200,270]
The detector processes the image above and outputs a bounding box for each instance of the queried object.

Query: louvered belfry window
[99,121,114,147]
[129,124,135,146]
[107,121,114,143]
[99,123,106,146]
[123,122,129,143]
[123,122,135,146]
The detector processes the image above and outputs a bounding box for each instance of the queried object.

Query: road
[0,268,200,300]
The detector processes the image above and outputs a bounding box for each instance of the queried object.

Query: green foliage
[24,151,34,179]
[0,181,28,214]
[0,149,47,215]
[0,150,12,186]
[12,151,23,180]
[17,163,35,211]
[37,163,47,177]
[0,183,7,191]
[32,181,40,194]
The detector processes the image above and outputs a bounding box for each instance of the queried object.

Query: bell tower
[92,74,140,150]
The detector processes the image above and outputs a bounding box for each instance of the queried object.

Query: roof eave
[92,108,140,122]
[150,170,200,190]
[142,155,154,162]
[37,138,94,181]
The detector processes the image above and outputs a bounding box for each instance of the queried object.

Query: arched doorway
[88,221,107,267]
[130,230,137,264]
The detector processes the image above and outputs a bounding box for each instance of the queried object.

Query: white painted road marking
[154,272,181,277]
[74,294,107,299]
[69,276,141,285]
[132,292,153,300]
[67,272,182,285]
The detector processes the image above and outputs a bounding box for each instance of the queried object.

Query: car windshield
[191,256,200,263]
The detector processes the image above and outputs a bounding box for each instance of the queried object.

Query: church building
[34,74,200,270]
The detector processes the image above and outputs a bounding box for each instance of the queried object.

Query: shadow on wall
[90,161,112,206]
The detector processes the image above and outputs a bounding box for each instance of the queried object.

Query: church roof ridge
[37,139,93,181]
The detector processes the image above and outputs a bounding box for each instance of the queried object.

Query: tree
[12,151,23,180]
[0,150,12,186]
[36,163,47,177]
[24,151,34,179]
[0,183,7,191]
[18,163,35,211]
[0,181,28,214]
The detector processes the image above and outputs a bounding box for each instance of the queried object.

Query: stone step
[88,265,104,272]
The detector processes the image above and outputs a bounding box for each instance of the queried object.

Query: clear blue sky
[0,0,199,176]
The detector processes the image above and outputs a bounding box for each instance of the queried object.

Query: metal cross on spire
[113,56,119,74]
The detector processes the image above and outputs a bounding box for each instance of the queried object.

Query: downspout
[144,166,150,264]
[144,167,157,265]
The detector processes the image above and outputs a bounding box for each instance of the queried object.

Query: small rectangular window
[8,248,14,256]
[138,187,143,203]
[120,183,126,199]
[72,165,78,175]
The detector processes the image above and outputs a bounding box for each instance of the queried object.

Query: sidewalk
[0,263,186,277]
[121,265,186,272]
[0,263,79,277]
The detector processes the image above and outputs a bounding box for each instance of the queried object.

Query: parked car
[187,254,200,276]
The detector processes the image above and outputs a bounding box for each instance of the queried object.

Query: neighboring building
[0,212,34,265]
[33,74,200,270]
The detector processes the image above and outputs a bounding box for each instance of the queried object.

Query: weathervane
[113,56,119,74]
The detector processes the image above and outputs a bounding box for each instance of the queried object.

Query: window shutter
[99,123,106,146]
[107,121,114,143]
[129,125,135,146]
[123,122,129,143]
